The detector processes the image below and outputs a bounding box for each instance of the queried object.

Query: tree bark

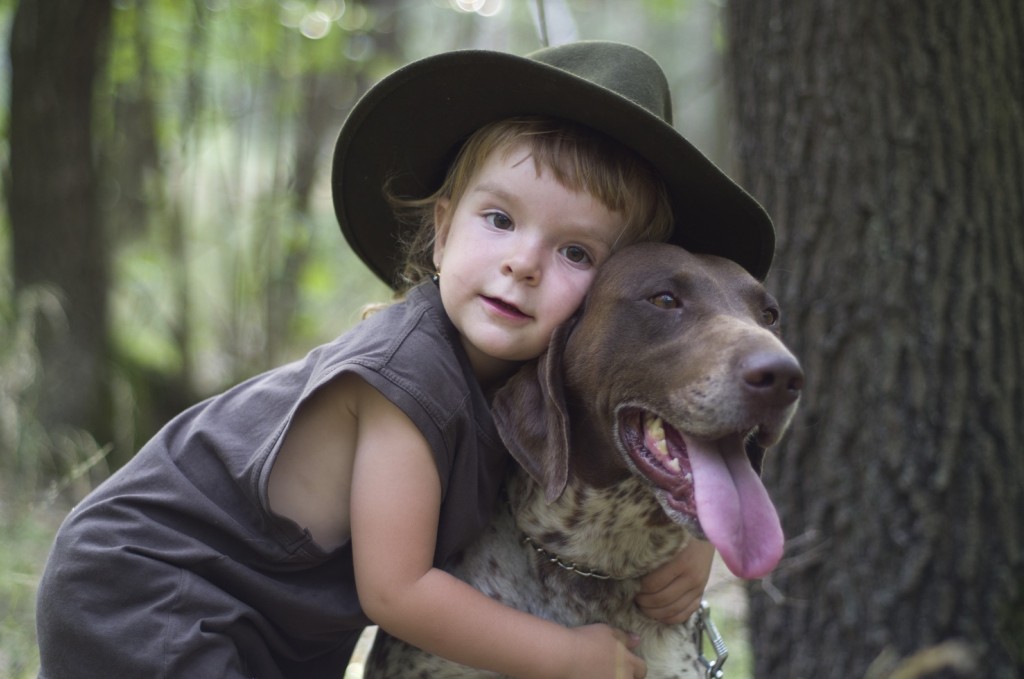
[7,0,114,453]
[726,2,1024,677]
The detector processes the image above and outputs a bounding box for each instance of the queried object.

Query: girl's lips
[481,295,530,320]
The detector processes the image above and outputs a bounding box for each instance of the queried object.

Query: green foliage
[0,282,109,679]
[0,282,113,501]
[0,283,46,491]
[101,0,400,395]
[0,508,62,679]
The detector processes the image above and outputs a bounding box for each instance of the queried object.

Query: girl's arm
[635,539,716,624]
[348,377,645,679]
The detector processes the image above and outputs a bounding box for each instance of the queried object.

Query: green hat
[332,40,774,287]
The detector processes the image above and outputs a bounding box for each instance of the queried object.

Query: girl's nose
[501,245,542,284]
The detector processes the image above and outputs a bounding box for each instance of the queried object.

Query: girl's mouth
[482,296,530,320]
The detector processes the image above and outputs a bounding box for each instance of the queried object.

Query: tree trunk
[7,0,114,456]
[726,2,1024,677]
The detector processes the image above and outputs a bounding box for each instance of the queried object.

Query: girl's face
[433,144,624,385]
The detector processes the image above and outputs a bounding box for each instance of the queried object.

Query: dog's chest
[441,470,703,677]
[509,469,690,580]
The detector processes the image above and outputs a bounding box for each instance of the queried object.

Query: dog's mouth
[619,411,699,520]
[618,408,784,579]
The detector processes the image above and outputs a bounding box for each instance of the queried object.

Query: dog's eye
[761,307,780,326]
[648,292,680,309]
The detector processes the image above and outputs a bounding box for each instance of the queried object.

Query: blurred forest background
[1,1,1022,678]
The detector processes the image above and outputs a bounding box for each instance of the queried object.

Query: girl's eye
[561,245,591,265]
[648,292,679,309]
[484,212,513,231]
[761,307,780,326]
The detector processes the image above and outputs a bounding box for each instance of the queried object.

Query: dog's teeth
[666,458,681,473]
[644,413,670,461]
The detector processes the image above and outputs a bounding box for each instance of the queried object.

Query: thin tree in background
[7,0,115,458]
[726,2,1023,677]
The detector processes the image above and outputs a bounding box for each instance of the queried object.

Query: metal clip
[694,600,728,678]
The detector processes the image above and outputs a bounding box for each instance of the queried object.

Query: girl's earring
[431,268,441,284]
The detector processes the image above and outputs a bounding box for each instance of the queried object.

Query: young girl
[36,42,774,679]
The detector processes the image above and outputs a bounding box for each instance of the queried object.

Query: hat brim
[333,48,774,286]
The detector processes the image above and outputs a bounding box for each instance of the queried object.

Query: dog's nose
[740,352,804,405]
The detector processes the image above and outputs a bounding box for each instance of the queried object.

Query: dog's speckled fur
[365,243,801,678]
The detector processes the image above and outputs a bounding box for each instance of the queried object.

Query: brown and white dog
[365,242,802,678]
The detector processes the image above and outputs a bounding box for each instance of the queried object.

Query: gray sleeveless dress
[36,281,511,679]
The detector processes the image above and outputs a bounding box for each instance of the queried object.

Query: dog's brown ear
[492,320,573,502]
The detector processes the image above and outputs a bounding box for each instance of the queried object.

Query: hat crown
[529,41,673,126]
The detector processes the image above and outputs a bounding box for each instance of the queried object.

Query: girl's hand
[635,539,715,624]
[566,624,646,679]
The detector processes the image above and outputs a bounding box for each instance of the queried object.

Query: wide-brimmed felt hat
[332,40,775,287]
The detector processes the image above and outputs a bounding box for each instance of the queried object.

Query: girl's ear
[432,197,451,268]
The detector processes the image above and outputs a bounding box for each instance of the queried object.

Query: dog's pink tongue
[686,435,784,579]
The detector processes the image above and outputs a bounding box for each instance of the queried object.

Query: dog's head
[492,242,802,579]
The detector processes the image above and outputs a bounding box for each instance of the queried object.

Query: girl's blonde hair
[388,116,673,292]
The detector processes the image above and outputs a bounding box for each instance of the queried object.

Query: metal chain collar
[520,534,613,580]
